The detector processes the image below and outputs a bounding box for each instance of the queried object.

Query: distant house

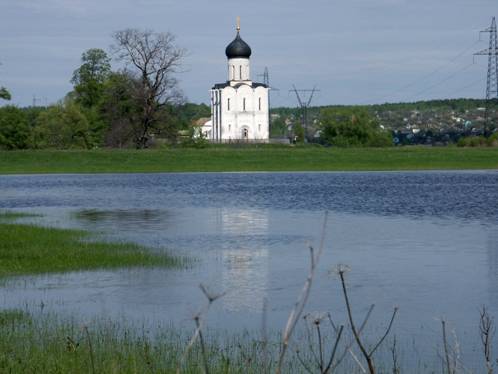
[192,117,212,139]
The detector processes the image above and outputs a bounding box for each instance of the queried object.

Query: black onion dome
[225,32,252,59]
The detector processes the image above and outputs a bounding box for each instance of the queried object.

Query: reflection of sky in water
[1,171,498,368]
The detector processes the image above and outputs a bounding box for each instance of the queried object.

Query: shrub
[319,107,392,147]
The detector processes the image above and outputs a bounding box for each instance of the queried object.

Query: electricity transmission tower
[474,16,498,130]
[290,85,319,141]
[258,67,270,86]
[257,67,279,135]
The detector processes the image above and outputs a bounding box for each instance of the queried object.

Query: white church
[201,19,270,142]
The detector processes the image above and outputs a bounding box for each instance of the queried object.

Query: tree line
[0,29,209,150]
[3,27,495,150]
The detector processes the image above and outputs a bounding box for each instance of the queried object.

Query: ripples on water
[1,171,498,368]
[2,172,497,221]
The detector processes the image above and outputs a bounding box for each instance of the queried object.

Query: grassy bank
[0,310,397,374]
[0,146,497,174]
[0,221,181,279]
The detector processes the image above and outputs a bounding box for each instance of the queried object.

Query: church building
[207,19,270,142]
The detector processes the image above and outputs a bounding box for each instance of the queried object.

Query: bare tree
[112,29,185,148]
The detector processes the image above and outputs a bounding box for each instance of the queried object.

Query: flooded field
[1,171,497,366]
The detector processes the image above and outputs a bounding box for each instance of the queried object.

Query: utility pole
[290,85,319,141]
[474,16,498,132]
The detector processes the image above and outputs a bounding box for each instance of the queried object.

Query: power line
[408,62,477,100]
[453,77,486,93]
[359,39,482,104]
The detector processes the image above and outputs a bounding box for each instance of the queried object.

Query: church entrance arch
[241,127,249,140]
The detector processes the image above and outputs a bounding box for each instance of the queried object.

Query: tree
[0,87,11,101]
[112,28,185,148]
[100,72,137,148]
[293,122,305,143]
[71,48,111,108]
[270,116,287,137]
[320,107,392,147]
[0,60,11,101]
[33,103,90,149]
[0,106,30,149]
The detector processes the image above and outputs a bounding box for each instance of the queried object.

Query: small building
[209,18,270,142]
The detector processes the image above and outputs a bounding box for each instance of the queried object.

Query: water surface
[1,171,497,367]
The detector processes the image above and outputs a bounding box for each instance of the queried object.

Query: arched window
[259,97,262,111]
[258,124,261,131]
[227,98,230,111]
[229,124,231,131]
[243,98,246,111]
[232,66,235,79]
[240,65,242,80]
[242,128,248,139]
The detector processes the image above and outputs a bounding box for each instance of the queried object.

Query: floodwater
[1,171,498,366]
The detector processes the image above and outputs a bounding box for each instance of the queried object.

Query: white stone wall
[227,58,251,82]
[210,83,269,142]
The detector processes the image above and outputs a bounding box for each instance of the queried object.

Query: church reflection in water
[216,207,270,313]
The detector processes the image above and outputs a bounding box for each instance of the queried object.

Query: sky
[0,0,496,107]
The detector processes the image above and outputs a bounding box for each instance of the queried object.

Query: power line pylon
[474,16,498,131]
[258,67,279,136]
[258,67,270,86]
[290,85,319,141]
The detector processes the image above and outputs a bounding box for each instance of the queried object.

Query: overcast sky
[0,0,496,107]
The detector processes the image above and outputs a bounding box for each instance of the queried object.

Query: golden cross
[236,16,241,32]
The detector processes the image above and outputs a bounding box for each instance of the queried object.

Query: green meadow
[0,146,497,174]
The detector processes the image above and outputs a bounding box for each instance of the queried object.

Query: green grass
[0,211,40,220]
[0,146,497,174]
[0,223,182,279]
[0,311,387,374]
[0,311,266,373]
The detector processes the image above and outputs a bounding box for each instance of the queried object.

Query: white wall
[214,83,269,141]
[227,58,251,82]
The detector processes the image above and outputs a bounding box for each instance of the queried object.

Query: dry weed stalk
[261,297,270,373]
[480,305,495,374]
[176,283,225,374]
[439,319,470,374]
[337,266,398,374]
[296,312,344,374]
[297,306,377,374]
[390,335,400,374]
[441,319,455,374]
[276,211,329,374]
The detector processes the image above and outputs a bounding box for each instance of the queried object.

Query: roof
[212,82,268,90]
[225,32,252,59]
